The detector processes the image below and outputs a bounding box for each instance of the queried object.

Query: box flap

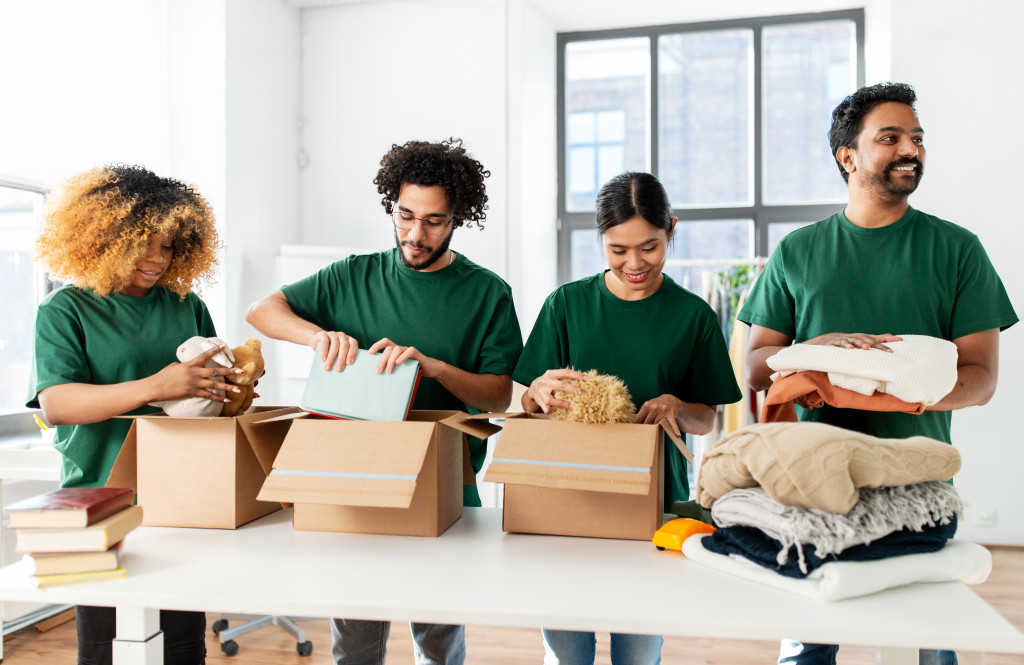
[258,419,437,509]
[660,419,693,463]
[105,420,139,494]
[483,419,656,496]
[236,406,304,475]
[438,412,502,439]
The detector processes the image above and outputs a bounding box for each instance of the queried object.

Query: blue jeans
[330,618,465,665]
[779,641,957,665]
[542,629,663,665]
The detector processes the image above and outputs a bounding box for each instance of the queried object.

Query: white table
[0,508,1021,665]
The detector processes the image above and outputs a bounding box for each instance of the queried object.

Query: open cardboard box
[480,412,692,541]
[106,406,302,529]
[257,410,498,537]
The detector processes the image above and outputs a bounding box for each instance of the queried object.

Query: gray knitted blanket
[710,481,962,572]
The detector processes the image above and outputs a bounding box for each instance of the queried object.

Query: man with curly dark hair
[739,83,1017,665]
[247,138,522,665]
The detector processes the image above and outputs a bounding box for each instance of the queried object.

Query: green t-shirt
[28,285,217,488]
[513,272,742,507]
[739,207,1018,442]
[280,248,524,505]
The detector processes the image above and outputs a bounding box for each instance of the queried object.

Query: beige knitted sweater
[696,422,961,513]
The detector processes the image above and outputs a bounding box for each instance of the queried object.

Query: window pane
[570,228,606,281]
[665,219,753,292]
[565,38,650,211]
[569,147,596,194]
[658,30,752,207]
[0,185,45,413]
[763,20,856,204]
[767,220,813,254]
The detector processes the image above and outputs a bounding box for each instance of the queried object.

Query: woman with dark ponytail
[514,171,741,665]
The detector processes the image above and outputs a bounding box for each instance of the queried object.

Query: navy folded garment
[702,516,958,579]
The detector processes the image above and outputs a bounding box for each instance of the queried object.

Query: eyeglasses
[391,210,453,236]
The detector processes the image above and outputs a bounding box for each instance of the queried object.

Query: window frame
[556,9,865,284]
[0,178,50,435]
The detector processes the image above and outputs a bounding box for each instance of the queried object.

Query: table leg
[113,607,163,665]
[876,646,917,664]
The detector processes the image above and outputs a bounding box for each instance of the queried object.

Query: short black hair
[374,138,490,229]
[595,172,674,235]
[829,82,918,182]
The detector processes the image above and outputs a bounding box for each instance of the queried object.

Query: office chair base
[212,614,313,657]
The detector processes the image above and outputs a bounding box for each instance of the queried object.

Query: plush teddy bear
[150,336,233,417]
[221,338,264,417]
[551,369,636,424]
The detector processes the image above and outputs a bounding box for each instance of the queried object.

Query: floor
[2,548,1022,664]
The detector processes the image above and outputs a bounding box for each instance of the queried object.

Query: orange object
[761,371,925,423]
[652,517,715,551]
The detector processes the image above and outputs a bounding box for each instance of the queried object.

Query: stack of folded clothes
[760,334,958,422]
[683,421,992,601]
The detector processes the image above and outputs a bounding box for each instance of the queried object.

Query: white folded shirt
[681,534,991,602]
[766,334,957,406]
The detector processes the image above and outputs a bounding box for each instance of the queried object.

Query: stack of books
[4,487,142,588]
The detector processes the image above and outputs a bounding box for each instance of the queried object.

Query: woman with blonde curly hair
[28,163,239,665]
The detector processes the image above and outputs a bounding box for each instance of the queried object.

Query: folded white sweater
[682,534,991,602]
[766,334,957,406]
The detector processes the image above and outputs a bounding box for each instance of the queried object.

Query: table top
[1,508,1022,654]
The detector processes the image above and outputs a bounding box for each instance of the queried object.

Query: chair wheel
[221,640,239,657]
[212,619,228,634]
[297,640,313,656]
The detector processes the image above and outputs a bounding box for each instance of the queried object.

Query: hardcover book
[22,543,122,577]
[7,487,134,529]
[14,504,143,554]
[301,348,421,421]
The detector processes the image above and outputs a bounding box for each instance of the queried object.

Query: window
[0,182,48,416]
[557,11,864,287]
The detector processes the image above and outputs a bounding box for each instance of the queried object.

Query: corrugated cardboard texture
[486,418,667,541]
[108,407,298,529]
[484,420,656,495]
[260,420,435,508]
[503,484,660,541]
[280,415,464,536]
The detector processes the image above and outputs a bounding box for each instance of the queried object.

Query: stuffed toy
[151,336,265,417]
[221,338,264,417]
[551,369,636,424]
[150,336,233,417]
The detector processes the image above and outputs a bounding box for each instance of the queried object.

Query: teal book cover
[301,348,421,421]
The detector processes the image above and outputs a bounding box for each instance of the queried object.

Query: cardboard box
[482,414,691,541]
[257,410,498,537]
[106,406,301,529]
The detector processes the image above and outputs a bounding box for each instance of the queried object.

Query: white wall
[886,0,1024,545]
[299,0,509,279]
[224,0,303,346]
[0,0,170,184]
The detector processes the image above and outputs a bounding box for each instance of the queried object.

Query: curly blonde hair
[36,164,220,298]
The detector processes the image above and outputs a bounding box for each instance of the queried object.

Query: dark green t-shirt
[513,272,742,507]
[739,207,1018,441]
[28,285,217,488]
[280,248,524,504]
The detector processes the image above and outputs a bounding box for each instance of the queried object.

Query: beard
[394,228,453,271]
[868,157,924,196]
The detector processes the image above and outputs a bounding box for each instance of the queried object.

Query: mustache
[402,240,429,250]
[886,157,923,174]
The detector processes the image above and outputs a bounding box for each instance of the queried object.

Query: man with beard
[246,138,522,665]
[738,83,1016,665]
